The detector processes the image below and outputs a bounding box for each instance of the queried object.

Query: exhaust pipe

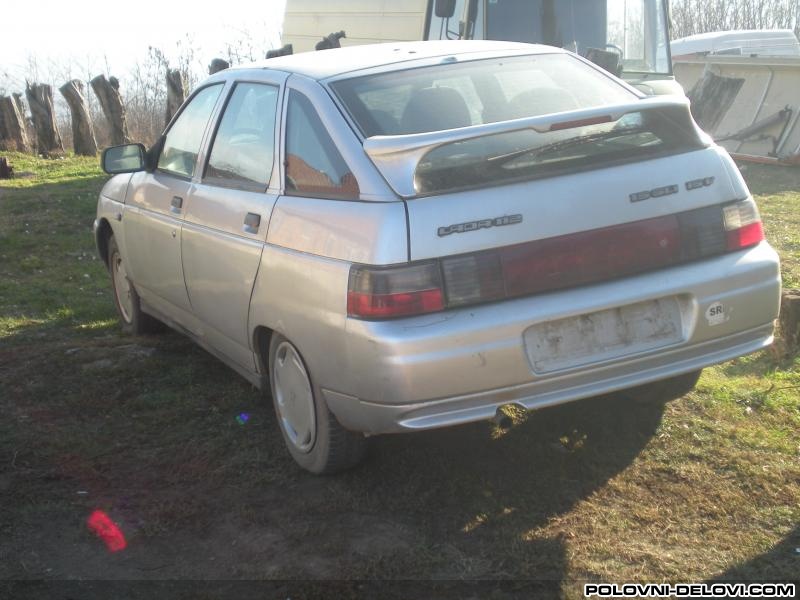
[492,407,513,430]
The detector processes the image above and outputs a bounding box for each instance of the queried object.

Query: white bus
[282,0,681,94]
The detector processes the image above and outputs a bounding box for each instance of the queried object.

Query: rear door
[124,84,224,313]
[181,76,284,370]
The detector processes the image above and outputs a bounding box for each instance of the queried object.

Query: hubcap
[273,341,316,453]
[112,251,133,323]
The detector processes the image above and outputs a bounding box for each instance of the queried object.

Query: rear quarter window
[285,90,360,199]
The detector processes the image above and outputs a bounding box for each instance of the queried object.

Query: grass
[1,151,798,596]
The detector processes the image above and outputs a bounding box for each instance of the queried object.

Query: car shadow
[711,523,800,582]
[335,391,669,586]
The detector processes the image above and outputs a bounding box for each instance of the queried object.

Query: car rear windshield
[331,53,704,195]
[330,53,637,137]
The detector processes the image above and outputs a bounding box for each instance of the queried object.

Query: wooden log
[59,80,98,156]
[165,69,185,128]
[0,102,7,141]
[12,93,29,147]
[778,289,800,356]
[0,157,13,179]
[266,44,293,59]
[12,93,24,117]
[0,95,31,152]
[90,75,130,146]
[208,58,229,75]
[25,83,64,156]
[315,30,346,50]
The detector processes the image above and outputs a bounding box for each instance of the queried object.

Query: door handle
[170,196,183,214]
[243,212,261,234]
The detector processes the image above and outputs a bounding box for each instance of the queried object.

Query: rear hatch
[333,51,763,317]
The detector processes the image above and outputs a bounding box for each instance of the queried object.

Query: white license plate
[523,297,684,374]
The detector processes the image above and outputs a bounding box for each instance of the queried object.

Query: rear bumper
[325,323,773,433]
[325,242,780,434]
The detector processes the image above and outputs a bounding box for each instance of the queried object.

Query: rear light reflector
[347,262,444,319]
[441,253,504,306]
[722,198,764,250]
[499,215,680,298]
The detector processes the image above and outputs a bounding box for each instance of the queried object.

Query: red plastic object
[87,510,127,552]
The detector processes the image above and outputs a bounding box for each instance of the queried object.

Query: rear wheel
[628,370,702,405]
[269,334,367,474]
[107,235,162,335]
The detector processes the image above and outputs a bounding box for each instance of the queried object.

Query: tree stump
[266,44,293,59]
[12,93,24,117]
[779,289,800,356]
[165,69,185,128]
[0,95,31,152]
[208,58,229,75]
[59,80,98,156]
[90,75,130,146]
[0,103,7,141]
[0,157,13,179]
[25,83,64,156]
[315,31,346,50]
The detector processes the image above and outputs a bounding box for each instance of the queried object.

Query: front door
[124,84,225,315]
[182,80,283,370]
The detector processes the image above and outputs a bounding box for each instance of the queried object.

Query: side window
[205,82,279,189]
[285,90,359,199]
[158,84,223,178]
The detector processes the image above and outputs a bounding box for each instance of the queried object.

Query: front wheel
[107,235,162,335]
[269,334,367,474]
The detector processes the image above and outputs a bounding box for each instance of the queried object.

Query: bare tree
[671,0,800,39]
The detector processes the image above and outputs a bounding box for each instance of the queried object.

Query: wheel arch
[252,325,274,377]
[95,217,114,267]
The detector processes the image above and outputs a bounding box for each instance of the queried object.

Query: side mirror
[102,143,146,174]
[435,0,456,18]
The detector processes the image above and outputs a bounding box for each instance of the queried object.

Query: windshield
[426,0,672,76]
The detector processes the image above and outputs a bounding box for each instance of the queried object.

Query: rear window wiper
[486,127,648,167]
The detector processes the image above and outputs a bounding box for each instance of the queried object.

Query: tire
[627,369,702,405]
[107,235,162,335]
[268,333,367,474]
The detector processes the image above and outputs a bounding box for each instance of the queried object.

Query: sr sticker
[705,302,728,326]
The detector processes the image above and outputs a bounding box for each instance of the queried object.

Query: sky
[0,0,287,90]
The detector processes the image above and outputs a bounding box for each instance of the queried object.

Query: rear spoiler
[363,96,706,198]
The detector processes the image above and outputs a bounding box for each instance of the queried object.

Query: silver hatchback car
[95,41,781,473]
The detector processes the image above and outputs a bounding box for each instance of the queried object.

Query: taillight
[723,198,764,251]
[347,262,444,319]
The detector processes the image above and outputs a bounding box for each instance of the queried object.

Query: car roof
[227,40,561,81]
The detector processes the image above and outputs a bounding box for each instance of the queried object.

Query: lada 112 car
[95,41,781,473]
